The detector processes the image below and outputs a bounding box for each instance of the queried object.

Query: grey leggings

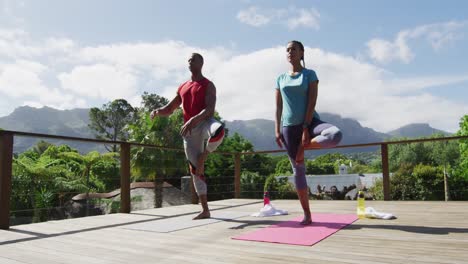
[282,118,342,190]
[183,118,225,195]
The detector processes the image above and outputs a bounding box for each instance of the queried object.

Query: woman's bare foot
[300,214,312,225]
[193,211,210,220]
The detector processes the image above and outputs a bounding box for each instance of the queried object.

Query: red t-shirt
[177,78,211,123]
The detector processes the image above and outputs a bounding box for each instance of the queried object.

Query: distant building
[280,173,384,198]
[339,164,348,174]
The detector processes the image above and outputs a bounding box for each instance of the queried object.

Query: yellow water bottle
[357,191,365,219]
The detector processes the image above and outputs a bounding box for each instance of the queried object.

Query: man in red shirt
[151,53,225,220]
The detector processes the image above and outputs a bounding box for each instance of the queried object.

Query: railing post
[234,153,241,198]
[443,141,450,202]
[0,132,14,230]
[120,143,131,213]
[381,143,390,201]
[154,167,164,208]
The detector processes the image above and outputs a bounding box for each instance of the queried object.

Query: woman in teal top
[275,40,342,225]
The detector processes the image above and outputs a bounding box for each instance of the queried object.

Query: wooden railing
[1,129,467,229]
[0,130,232,230]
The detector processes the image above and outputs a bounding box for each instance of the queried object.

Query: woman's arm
[302,81,318,145]
[275,89,284,148]
[304,81,318,126]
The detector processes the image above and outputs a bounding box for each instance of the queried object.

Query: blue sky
[0,0,467,132]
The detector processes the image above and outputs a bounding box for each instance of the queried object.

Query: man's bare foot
[193,211,210,220]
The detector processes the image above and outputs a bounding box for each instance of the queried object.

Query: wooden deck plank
[0,257,27,264]
[1,200,468,264]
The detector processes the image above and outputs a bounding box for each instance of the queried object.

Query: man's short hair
[192,53,204,64]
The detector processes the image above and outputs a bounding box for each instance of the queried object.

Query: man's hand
[150,109,161,120]
[275,130,284,148]
[180,118,196,136]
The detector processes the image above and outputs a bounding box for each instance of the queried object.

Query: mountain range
[0,106,451,154]
[0,106,100,153]
[225,113,450,153]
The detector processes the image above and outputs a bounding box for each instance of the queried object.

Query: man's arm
[180,82,216,136]
[151,94,182,119]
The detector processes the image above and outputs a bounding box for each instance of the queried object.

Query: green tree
[448,171,468,200]
[389,163,416,200]
[347,163,371,174]
[205,132,254,177]
[313,153,351,174]
[450,115,468,200]
[203,132,275,200]
[11,143,118,223]
[412,164,444,200]
[13,154,69,222]
[127,93,187,207]
[60,151,118,215]
[89,99,137,152]
[369,158,382,173]
[240,171,265,198]
[140,92,169,113]
[387,134,458,172]
[205,132,255,200]
[264,175,296,199]
[129,107,186,182]
[457,115,468,175]
[313,153,349,164]
[367,119,468,200]
[275,157,293,175]
[306,160,336,174]
[32,140,54,155]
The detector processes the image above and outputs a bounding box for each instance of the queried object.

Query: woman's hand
[302,128,310,146]
[275,130,284,148]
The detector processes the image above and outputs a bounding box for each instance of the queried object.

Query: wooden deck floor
[1,199,468,264]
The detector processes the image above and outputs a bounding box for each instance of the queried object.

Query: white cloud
[367,37,413,64]
[386,75,468,94]
[287,8,320,30]
[58,64,138,100]
[211,48,285,120]
[78,41,231,69]
[0,60,49,97]
[0,28,27,39]
[74,41,232,99]
[0,60,86,111]
[0,27,465,133]
[237,6,320,30]
[0,28,77,59]
[367,21,467,64]
[237,7,271,27]
[45,37,76,54]
[211,46,467,133]
[0,28,42,58]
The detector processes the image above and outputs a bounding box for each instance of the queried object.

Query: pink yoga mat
[232,213,358,246]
